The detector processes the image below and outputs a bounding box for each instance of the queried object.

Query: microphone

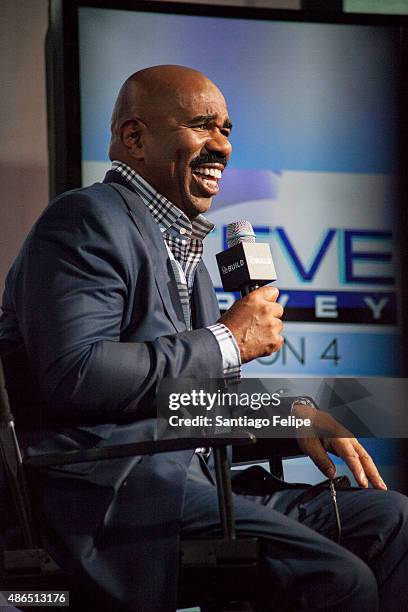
[216,220,277,296]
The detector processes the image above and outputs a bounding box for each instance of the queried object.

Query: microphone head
[217,220,277,292]
[226,220,256,248]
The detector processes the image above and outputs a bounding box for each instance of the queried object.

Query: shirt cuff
[207,323,241,381]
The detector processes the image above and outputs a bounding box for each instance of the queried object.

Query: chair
[0,345,306,611]
[0,353,261,612]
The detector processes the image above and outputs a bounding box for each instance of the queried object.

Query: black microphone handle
[240,283,261,297]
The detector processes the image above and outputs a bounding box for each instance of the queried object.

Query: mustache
[191,152,228,169]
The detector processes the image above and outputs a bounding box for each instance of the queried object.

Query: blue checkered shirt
[111,162,241,380]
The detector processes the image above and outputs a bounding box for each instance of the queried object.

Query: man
[1,65,407,611]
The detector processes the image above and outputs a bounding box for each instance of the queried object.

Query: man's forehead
[140,73,229,124]
[174,86,229,117]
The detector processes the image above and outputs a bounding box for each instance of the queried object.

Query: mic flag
[216,220,277,296]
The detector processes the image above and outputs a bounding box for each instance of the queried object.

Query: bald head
[108,64,232,219]
[109,65,222,159]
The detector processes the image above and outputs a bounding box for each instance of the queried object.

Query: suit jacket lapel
[103,173,186,333]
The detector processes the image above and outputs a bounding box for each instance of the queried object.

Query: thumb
[259,285,279,302]
[298,437,336,479]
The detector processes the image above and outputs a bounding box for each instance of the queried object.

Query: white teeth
[194,167,222,179]
[203,179,218,189]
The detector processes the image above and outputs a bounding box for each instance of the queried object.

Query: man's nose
[205,132,232,159]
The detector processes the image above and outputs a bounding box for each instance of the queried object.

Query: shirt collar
[111,161,214,240]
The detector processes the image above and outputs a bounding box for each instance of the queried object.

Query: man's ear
[120,119,146,161]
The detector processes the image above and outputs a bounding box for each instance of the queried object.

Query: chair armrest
[232,437,302,464]
[23,432,257,542]
[23,433,257,469]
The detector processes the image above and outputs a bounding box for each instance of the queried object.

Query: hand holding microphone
[219,285,284,363]
[216,220,284,363]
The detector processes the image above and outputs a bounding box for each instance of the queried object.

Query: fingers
[352,441,387,490]
[297,437,337,479]
[301,437,387,490]
[295,411,387,491]
[218,285,285,362]
[257,285,279,302]
[248,286,283,319]
[328,438,387,490]
[333,440,369,488]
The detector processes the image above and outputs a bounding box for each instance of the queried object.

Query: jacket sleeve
[10,189,224,422]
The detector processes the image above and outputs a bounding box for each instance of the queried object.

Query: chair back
[0,356,38,548]
[0,356,13,426]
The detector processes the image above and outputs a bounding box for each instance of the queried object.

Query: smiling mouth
[192,166,223,197]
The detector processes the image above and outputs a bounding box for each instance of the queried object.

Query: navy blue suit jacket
[0,171,224,610]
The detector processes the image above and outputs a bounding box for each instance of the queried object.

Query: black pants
[181,454,408,612]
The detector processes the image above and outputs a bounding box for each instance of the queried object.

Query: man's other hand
[219,286,284,363]
[292,403,387,491]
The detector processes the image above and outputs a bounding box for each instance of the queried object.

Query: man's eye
[192,123,207,130]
